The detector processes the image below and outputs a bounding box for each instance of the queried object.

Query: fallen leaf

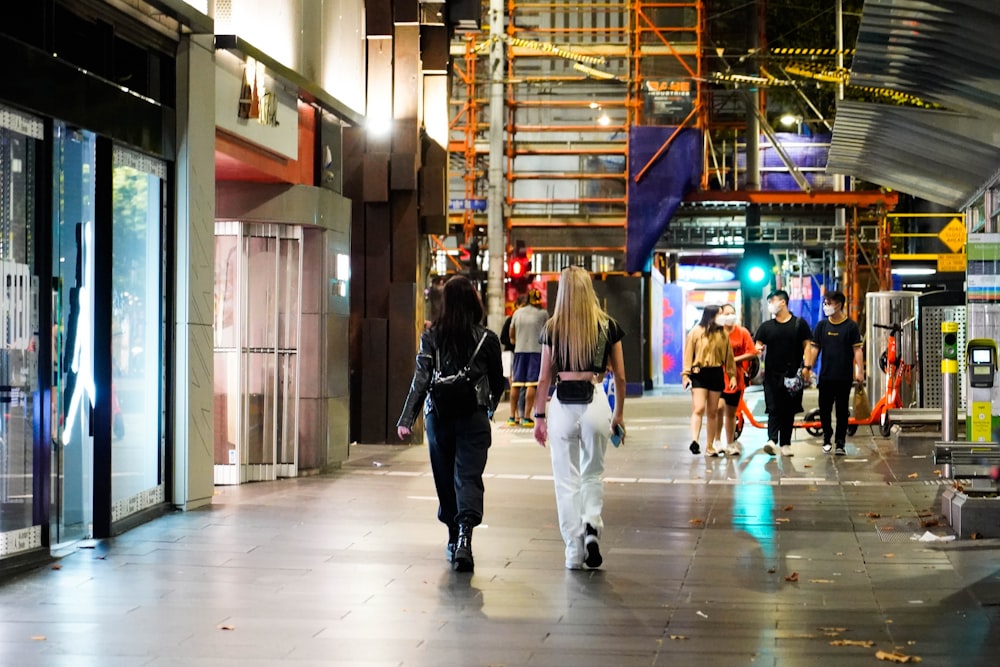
[776,517,791,523]
[971,532,982,540]
[810,579,835,584]
[884,553,896,558]
[819,627,848,634]
[785,572,799,582]
[831,639,875,647]
[669,635,688,640]
[31,635,46,641]
[866,512,881,519]
[696,611,709,619]
[50,565,61,570]
[920,519,939,528]
[835,552,844,556]
[783,505,794,511]
[908,473,919,479]
[933,470,942,476]
[689,519,704,525]
[767,567,777,574]
[218,625,236,631]
[875,649,922,663]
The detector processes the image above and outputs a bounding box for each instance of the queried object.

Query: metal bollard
[941,321,959,442]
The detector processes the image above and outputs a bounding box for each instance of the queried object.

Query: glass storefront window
[110,147,165,515]
[52,123,97,546]
[0,107,42,554]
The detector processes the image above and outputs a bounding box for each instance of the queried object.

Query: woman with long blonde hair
[533,267,626,570]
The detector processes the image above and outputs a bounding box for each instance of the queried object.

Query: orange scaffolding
[445,2,897,293]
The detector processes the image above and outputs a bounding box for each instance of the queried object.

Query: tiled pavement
[2,387,1000,666]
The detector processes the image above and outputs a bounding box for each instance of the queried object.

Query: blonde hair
[546,266,609,371]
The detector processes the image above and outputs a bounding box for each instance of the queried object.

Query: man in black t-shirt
[803,290,864,455]
[754,289,812,457]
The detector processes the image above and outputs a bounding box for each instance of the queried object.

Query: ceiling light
[891,267,935,276]
[597,114,611,126]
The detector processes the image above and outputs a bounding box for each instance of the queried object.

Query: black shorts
[690,366,724,392]
[721,390,742,407]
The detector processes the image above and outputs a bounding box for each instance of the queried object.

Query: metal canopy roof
[828,0,1000,208]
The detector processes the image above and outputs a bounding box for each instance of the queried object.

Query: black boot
[446,525,458,563]
[453,523,474,573]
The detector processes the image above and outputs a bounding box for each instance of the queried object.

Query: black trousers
[763,375,801,446]
[818,378,854,445]
[425,409,491,531]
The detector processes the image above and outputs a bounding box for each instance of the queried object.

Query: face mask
[722,314,738,326]
[767,302,780,315]
[823,304,837,317]
[714,316,726,326]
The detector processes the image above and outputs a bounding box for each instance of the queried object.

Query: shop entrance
[213,222,302,484]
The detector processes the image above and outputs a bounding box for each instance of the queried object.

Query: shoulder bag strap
[435,331,488,376]
[463,332,489,372]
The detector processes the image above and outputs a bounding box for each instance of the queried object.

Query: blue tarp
[626,126,702,273]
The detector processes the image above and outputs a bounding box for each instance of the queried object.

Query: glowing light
[367,116,392,137]
[779,113,798,127]
[676,265,736,283]
[597,114,611,127]
[747,265,766,283]
[62,220,96,445]
[891,266,935,276]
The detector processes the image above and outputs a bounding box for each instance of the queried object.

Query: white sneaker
[822,442,833,454]
[763,441,777,456]
[780,445,793,456]
[726,443,742,457]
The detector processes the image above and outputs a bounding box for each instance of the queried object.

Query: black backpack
[429,333,487,419]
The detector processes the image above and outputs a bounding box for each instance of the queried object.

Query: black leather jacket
[397,324,505,429]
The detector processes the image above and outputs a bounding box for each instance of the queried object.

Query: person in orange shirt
[710,303,758,456]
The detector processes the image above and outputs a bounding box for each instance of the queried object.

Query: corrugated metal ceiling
[828,0,1000,207]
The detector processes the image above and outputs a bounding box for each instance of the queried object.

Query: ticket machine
[967,339,998,442]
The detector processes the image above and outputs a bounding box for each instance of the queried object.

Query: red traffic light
[509,257,527,279]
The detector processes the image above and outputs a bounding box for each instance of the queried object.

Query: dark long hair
[432,275,484,359]
[698,304,723,336]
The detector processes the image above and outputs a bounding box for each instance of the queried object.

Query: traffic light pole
[485,0,506,332]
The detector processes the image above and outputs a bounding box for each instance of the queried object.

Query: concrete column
[173,34,216,510]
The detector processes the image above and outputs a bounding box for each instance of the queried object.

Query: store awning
[828,0,1000,208]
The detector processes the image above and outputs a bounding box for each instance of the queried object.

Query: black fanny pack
[556,380,594,404]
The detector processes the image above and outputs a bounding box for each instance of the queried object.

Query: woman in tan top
[681,304,737,456]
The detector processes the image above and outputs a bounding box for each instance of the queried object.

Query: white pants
[547,383,611,564]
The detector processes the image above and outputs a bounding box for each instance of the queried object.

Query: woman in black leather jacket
[397,275,505,573]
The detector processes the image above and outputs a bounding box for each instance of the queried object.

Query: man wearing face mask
[753,289,813,456]
[802,290,864,455]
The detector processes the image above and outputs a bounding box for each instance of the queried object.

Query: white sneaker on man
[780,445,793,456]
[763,441,777,456]
[726,442,742,457]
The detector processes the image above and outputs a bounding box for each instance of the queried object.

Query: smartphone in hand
[610,423,626,447]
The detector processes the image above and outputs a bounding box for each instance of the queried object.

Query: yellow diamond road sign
[939,218,966,253]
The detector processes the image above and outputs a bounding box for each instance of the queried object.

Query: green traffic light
[746,265,766,284]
